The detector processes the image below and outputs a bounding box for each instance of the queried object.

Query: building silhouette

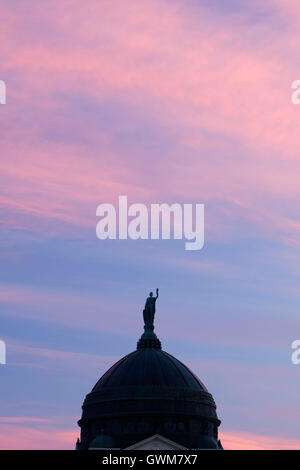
[76,293,223,450]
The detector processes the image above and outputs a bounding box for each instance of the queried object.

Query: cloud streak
[1,0,300,244]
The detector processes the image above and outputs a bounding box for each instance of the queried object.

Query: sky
[0,0,300,450]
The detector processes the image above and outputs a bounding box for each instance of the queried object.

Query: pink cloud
[221,429,300,450]
[0,421,299,449]
[0,417,51,424]
[0,0,300,245]
[0,423,78,450]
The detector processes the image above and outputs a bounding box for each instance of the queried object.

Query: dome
[92,348,208,392]
[77,291,222,450]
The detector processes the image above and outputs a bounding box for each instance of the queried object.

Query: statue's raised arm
[155,288,159,299]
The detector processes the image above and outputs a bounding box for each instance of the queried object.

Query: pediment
[125,434,187,450]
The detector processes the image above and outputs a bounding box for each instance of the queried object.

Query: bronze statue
[143,288,159,328]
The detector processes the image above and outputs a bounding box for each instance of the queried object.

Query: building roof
[92,348,208,393]
[77,291,222,450]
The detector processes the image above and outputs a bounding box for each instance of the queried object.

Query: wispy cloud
[221,430,300,450]
[1,422,299,450]
[0,423,78,450]
[1,0,300,243]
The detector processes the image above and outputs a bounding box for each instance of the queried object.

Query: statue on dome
[143,288,159,328]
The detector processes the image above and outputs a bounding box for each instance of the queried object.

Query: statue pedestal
[137,325,161,350]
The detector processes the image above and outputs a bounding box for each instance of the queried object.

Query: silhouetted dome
[77,295,222,449]
[92,348,207,393]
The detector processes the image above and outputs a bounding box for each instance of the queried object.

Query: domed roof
[77,291,222,450]
[92,348,207,392]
